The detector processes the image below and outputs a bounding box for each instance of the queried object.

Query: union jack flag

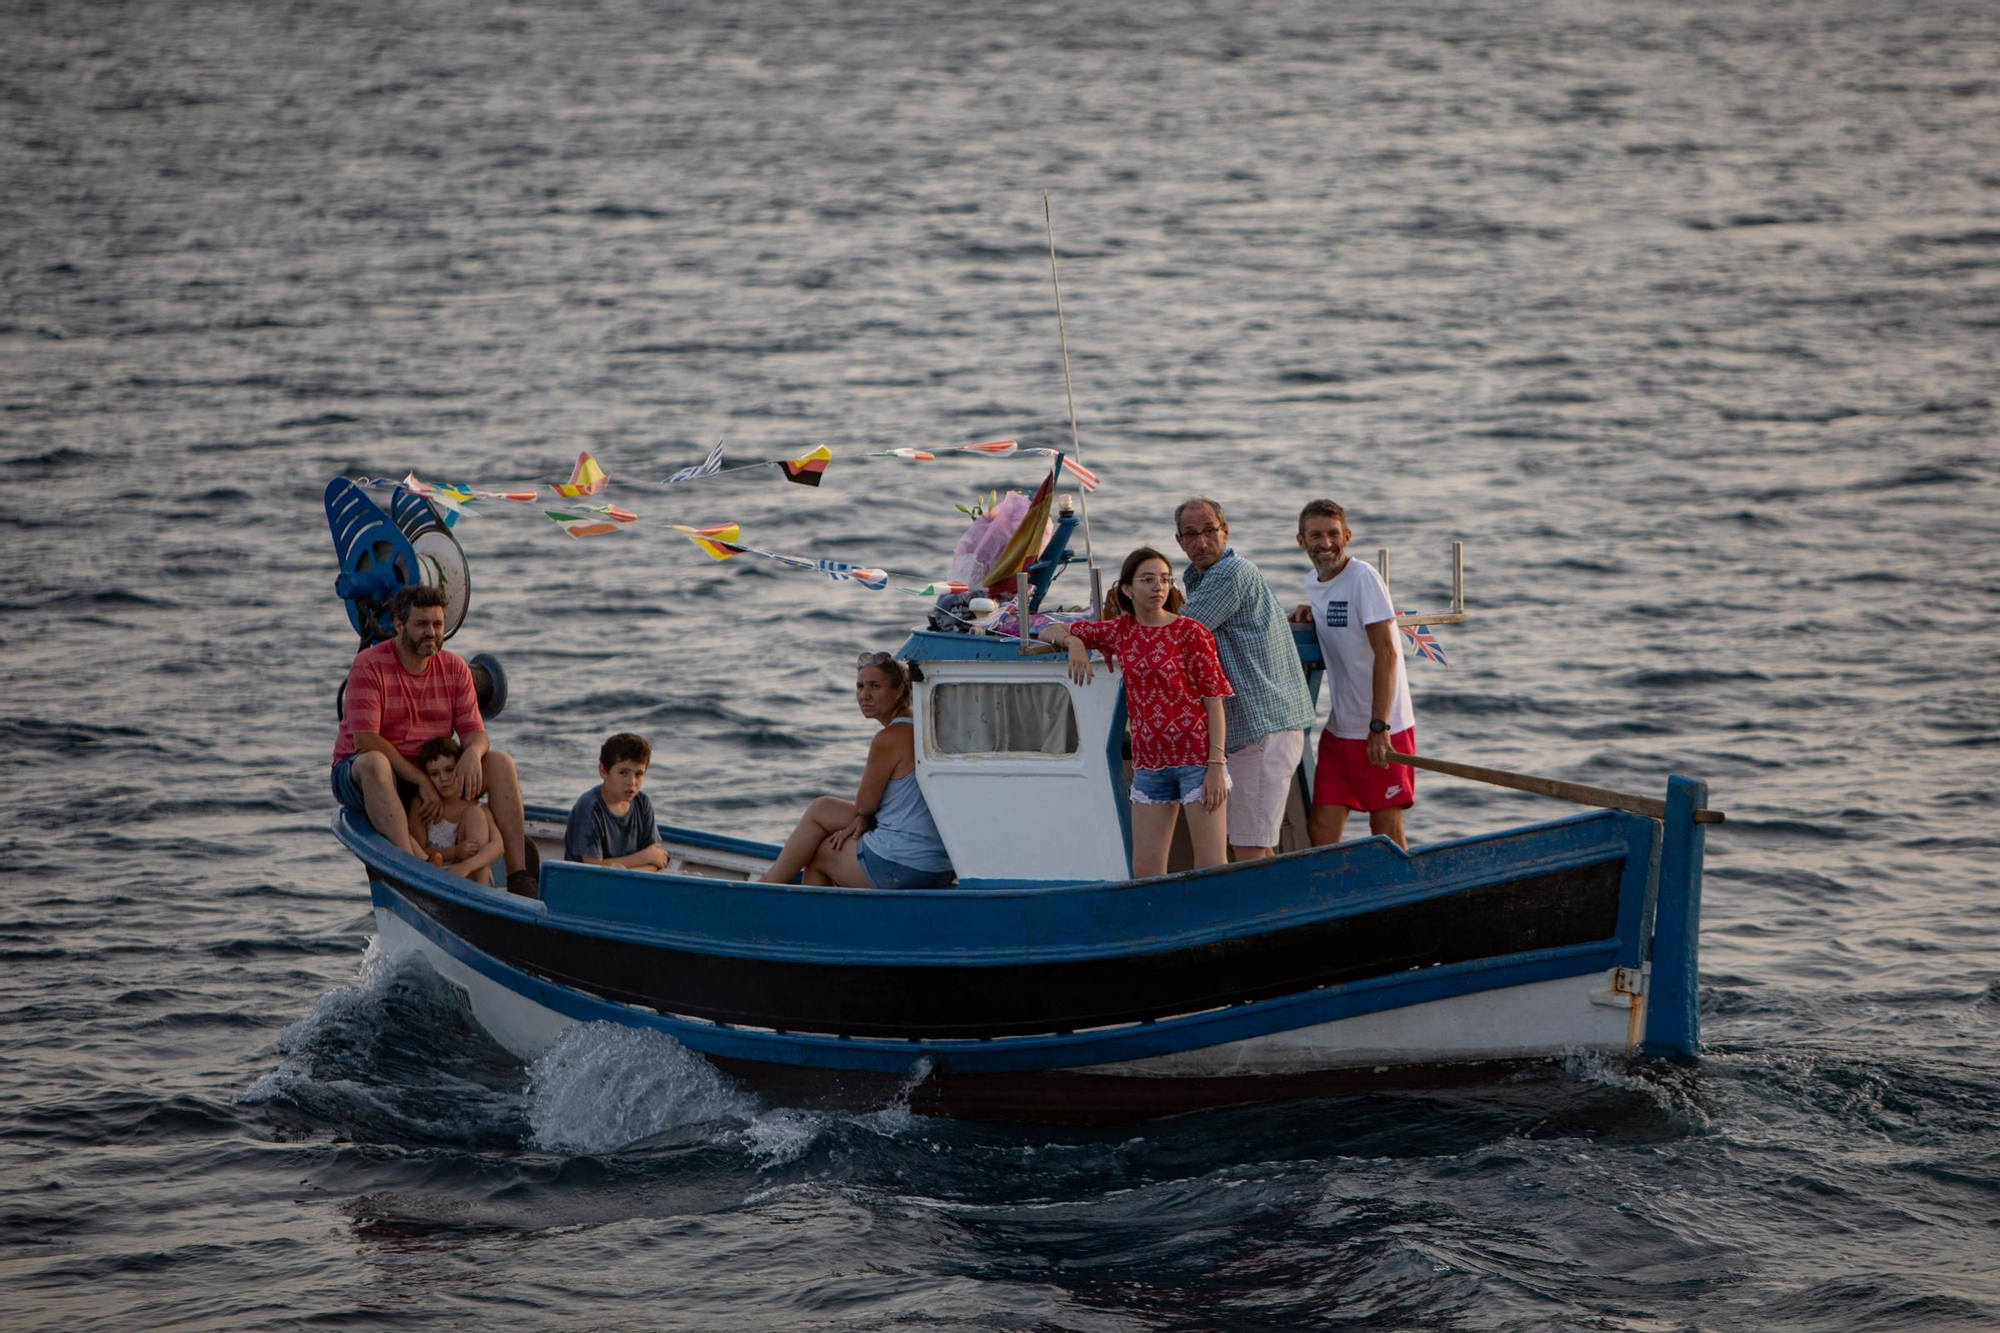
[1400,618,1449,667]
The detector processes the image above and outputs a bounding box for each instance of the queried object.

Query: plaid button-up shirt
[1182,549,1317,751]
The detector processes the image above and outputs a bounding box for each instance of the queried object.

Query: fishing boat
[324,479,1721,1123]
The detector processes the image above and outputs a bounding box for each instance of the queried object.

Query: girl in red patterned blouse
[1038,547,1235,877]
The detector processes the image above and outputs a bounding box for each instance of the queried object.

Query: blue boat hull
[338,777,1709,1119]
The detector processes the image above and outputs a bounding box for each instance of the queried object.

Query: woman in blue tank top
[758,653,956,890]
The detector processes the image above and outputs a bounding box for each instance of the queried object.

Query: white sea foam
[524,1021,755,1153]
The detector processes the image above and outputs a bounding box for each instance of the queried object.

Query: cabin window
[931,683,1079,757]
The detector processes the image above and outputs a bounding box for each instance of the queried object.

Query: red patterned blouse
[1065,614,1234,769]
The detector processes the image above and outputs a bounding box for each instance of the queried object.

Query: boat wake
[526,1022,935,1162]
[237,943,530,1149]
[242,943,935,1163]
[524,1023,754,1154]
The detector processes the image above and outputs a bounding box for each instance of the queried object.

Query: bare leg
[1229,845,1274,862]
[452,820,507,883]
[761,796,857,884]
[1369,807,1408,850]
[481,748,527,875]
[1130,803,1180,879]
[1308,804,1350,847]
[807,836,870,888]
[1183,800,1229,870]
[354,752,424,858]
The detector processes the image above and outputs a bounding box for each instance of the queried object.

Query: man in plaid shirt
[1175,497,1317,859]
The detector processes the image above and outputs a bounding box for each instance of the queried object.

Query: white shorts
[1224,728,1305,849]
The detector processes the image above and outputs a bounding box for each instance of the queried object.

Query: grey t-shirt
[564,787,659,863]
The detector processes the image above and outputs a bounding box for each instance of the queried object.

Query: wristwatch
[1368,719,1390,734]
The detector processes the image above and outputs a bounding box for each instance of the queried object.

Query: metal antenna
[1044,192,1102,620]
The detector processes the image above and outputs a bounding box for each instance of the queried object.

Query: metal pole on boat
[1044,192,1103,620]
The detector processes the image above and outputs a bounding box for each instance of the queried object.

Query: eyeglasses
[857,651,896,668]
[1177,525,1224,542]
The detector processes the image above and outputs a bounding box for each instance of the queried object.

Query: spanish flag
[552,451,609,498]
[978,455,1059,592]
[779,445,832,487]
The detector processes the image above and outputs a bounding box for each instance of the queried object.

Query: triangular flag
[664,440,726,486]
[778,445,832,487]
[674,523,743,560]
[399,473,472,520]
[1024,449,1099,491]
[870,448,936,460]
[1400,616,1450,667]
[552,451,608,497]
[814,559,889,590]
[952,439,1018,456]
[546,510,622,538]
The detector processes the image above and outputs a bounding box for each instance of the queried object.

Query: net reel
[325,478,506,718]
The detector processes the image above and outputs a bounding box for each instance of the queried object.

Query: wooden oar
[1398,752,1726,824]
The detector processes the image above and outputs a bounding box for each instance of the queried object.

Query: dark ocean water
[3,0,1998,1328]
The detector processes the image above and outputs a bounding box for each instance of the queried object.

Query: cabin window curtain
[931,683,1079,756]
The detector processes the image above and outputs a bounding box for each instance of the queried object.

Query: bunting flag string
[352,431,1096,522]
[353,476,544,525]
[690,535,891,589]
[870,438,1017,461]
[673,528,980,598]
[861,437,1099,490]
[640,443,837,489]
[438,483,541,503]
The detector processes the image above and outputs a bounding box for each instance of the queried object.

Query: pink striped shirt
[331,640,484,765]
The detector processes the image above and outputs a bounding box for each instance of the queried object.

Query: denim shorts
[331,754,418,814]
[858,841,955,891]
[331,754,411,813]
[1131,763,1229,806]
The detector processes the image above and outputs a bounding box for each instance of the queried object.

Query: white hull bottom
[1078,973,1641,1077]
[376,906,1644,1083]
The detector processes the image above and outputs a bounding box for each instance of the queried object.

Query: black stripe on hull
[386,858,1625,1040]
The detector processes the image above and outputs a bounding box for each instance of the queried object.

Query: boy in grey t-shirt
[564,733,670,870]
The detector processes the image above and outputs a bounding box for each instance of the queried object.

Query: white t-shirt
[1303,559,1414,739]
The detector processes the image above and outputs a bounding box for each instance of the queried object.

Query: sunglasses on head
[858,651,897,669]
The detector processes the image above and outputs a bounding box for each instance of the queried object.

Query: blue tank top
[859,720,953,873]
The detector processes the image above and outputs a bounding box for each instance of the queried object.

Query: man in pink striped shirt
[331,586,533,895]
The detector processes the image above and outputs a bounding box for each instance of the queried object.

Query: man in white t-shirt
[1289,499,1416,849]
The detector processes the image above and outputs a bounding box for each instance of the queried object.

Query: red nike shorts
[1313,727,1416,812]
